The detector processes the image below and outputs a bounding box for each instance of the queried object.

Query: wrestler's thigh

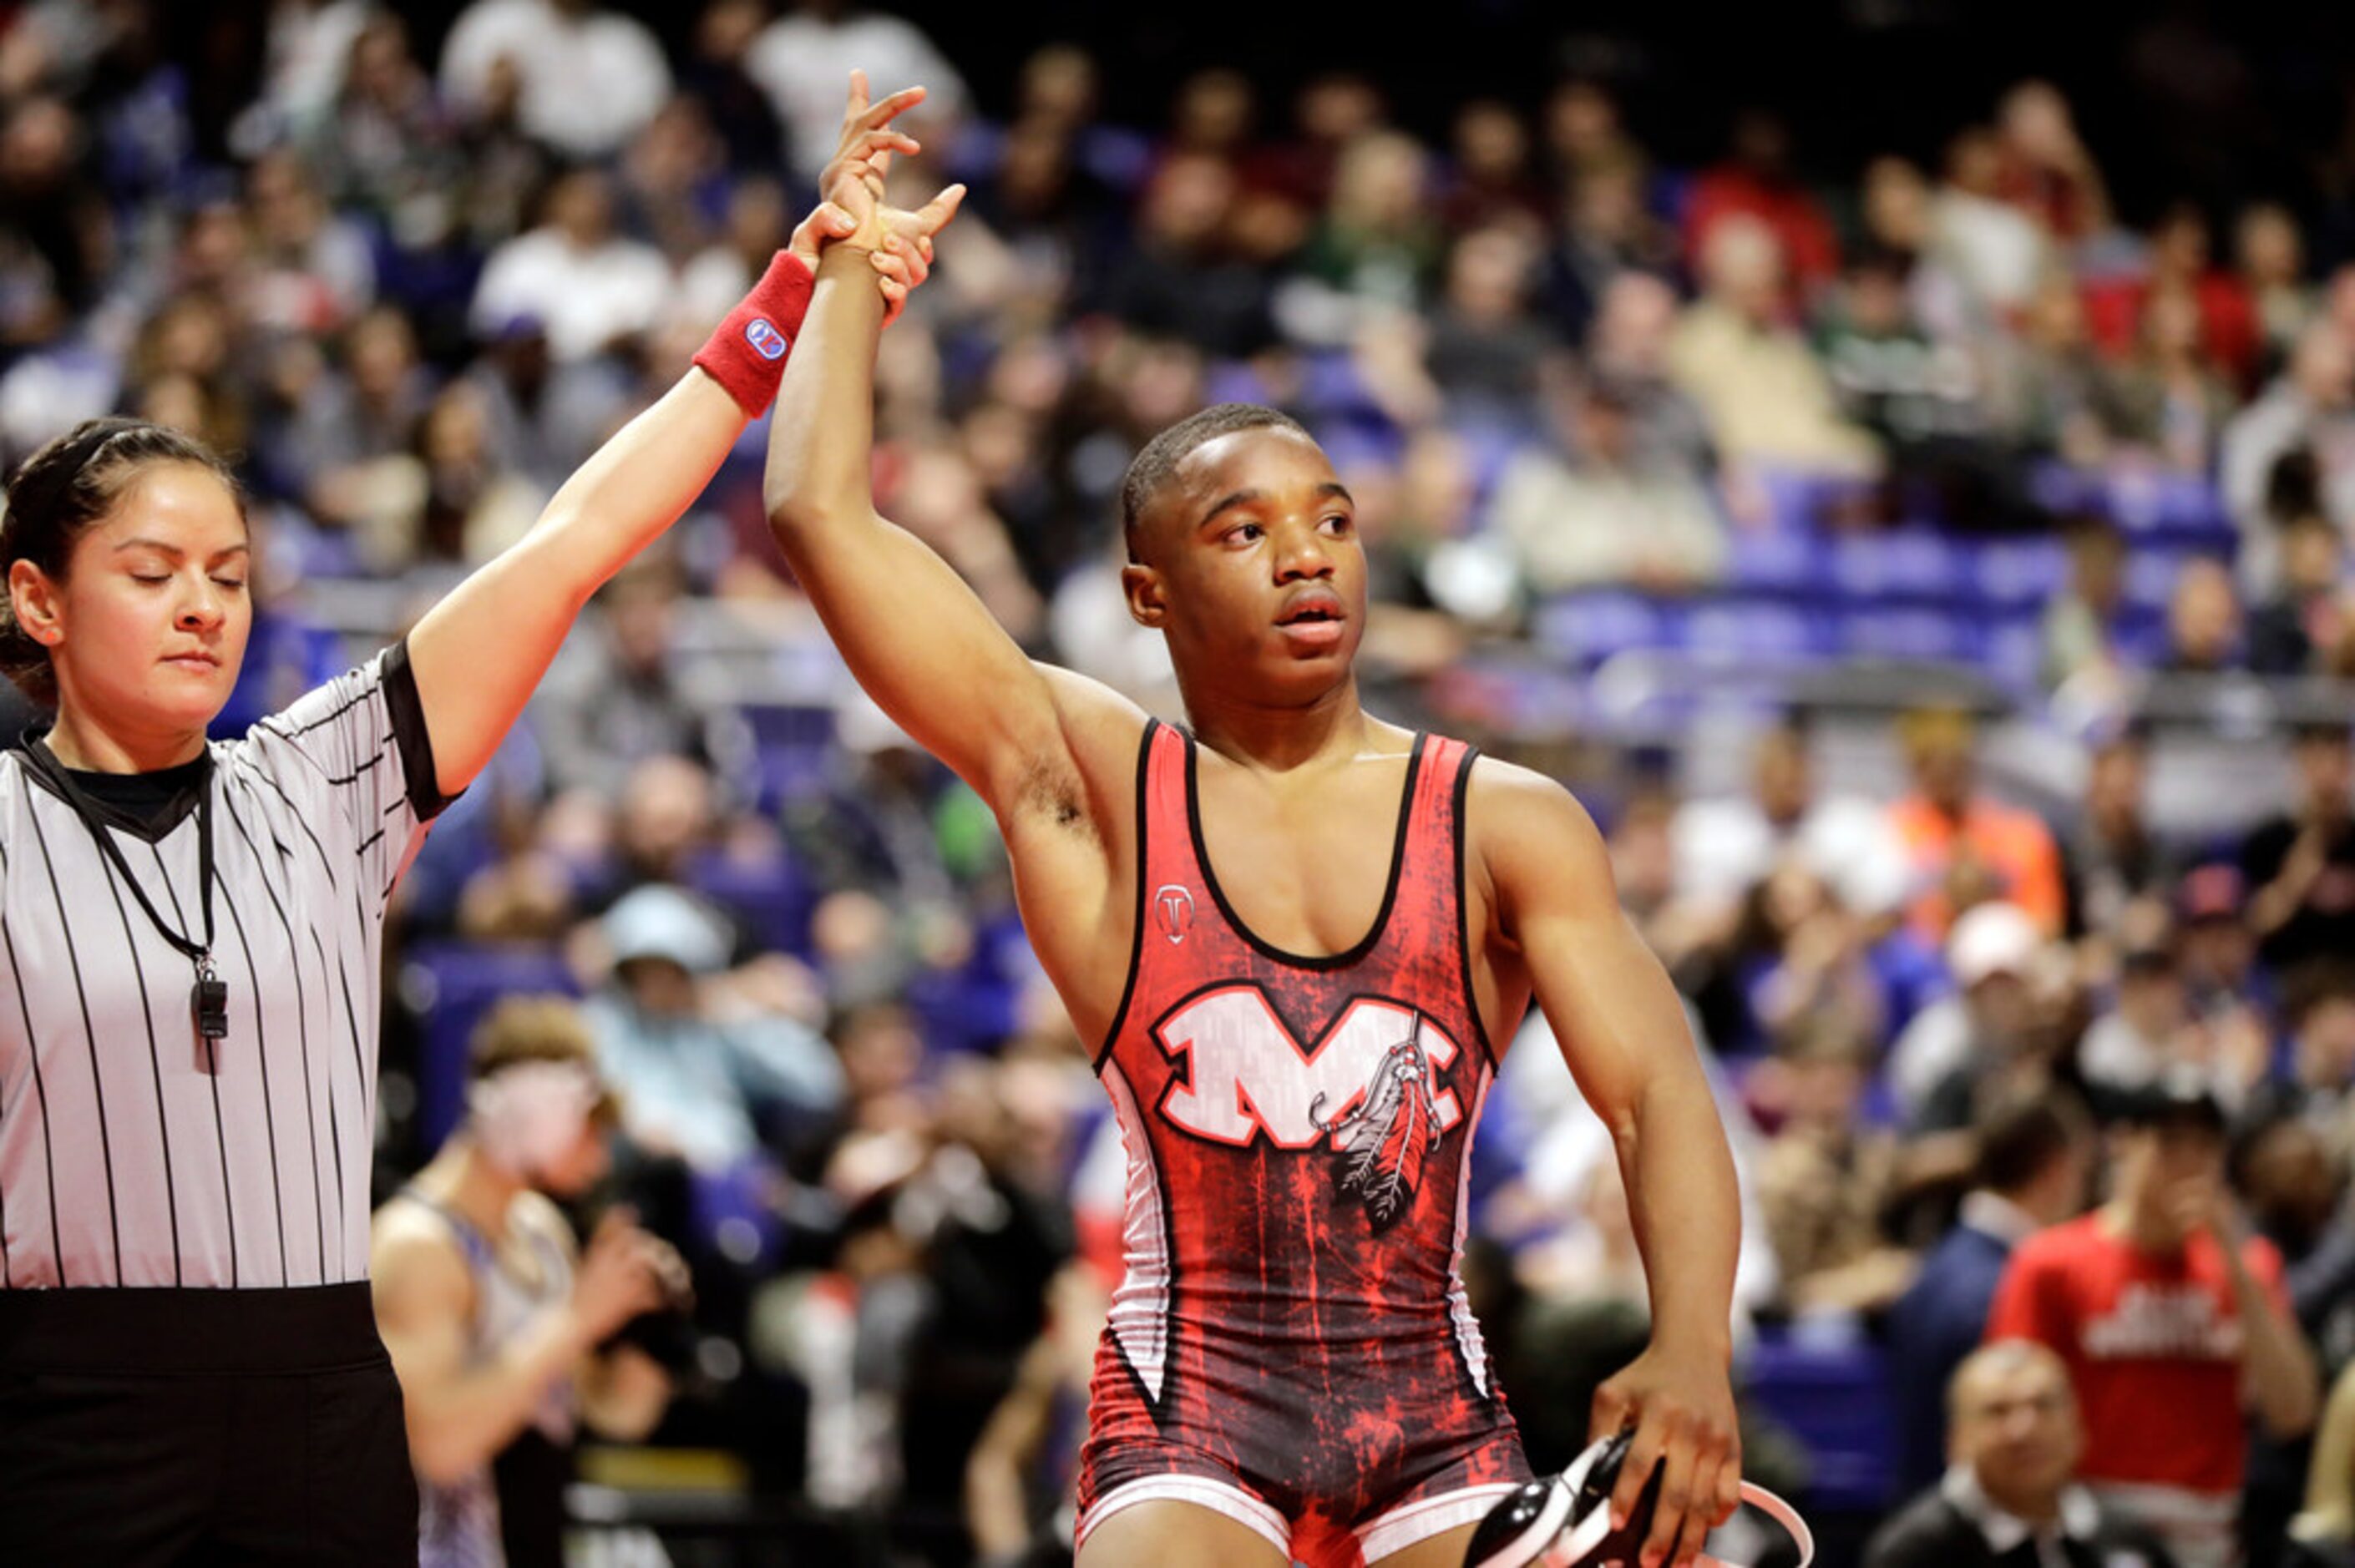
[1371,1520,1479,1568]
[1076,1500,1293,1568]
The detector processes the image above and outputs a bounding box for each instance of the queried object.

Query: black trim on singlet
[1451,746,1500,1072]
[1180,729,1426,973]
[1091,719,1161,1076]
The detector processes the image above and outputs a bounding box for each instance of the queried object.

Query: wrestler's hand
[1591,1341,1741,1568]
[804,70,964,326]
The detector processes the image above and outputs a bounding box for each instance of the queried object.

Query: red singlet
[1075,721,1529,1567]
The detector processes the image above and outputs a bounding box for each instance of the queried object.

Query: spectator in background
[2238,202,2317,376]
[2084,205,2258,389]
[0,95,109,326]
[1986,1075,2318,1568]
[1681,109,1840,308]
[1667,213,1882,478]
[2079,946,2206,1111]
[2109,286,2238,476]
[2243,964,2355,1159]
[2224,323,2355,599]
[1486,369,1725,595]
[2294,1360,2355,1565]
[1096,152,1273,357]
[1932,127,2051,321]
[534,556,722,797]
[1423,221,1555,422]
[1541,149,1676,347]
[1891,898,2055,1128]
[371,997,686,1568]
[1865,1340,2179,1568]
[1887,706,2066,943]
[2242,721,2355,976]
[1441,99,1547,232]
[1889,1097,2094,1495]
[2001,271,2130,465]
[1282,129,1441,344]
[470,169,672,364]
[1671,712,1912,939]
[681,0,790,175]
[2251,509,2352,675]
[2061,727,2179,941]
[581,883,842,1175]
[2160,557,2244,674]
[1993,80,2113,245]
[1584,270,1717,479]
[439,0,671,160]
[745,0,966,181]
[1752,1015,1916,1317]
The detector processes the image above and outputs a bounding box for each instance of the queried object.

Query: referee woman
[0,74,954,1562]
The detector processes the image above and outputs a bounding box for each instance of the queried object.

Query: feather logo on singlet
[1309,1014,1440,1231]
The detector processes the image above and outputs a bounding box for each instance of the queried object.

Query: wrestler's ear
[1122,560,1168,630]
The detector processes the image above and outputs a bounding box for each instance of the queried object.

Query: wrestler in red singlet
[1075,721,1529,1567]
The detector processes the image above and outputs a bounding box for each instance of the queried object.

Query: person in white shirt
[470,169,672,363]
[439,0,671,160]
[745,0,967,180]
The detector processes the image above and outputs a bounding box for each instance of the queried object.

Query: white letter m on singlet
[1153,988,1463,1148]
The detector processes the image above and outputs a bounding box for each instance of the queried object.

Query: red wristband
[691,250,817,417]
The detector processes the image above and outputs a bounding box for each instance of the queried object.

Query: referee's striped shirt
[0,640,449,1289]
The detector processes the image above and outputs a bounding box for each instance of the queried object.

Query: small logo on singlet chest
[1154,884,1195,943]
[1152,989,1464,1227]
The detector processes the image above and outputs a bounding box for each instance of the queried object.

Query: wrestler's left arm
[1474,759,1742,1568]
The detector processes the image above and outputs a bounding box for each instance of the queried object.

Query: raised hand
[792,71,964,326]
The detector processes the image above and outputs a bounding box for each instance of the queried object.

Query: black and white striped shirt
[0,641,448,1289]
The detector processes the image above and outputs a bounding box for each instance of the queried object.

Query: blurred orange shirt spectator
[1888,793,2067,944]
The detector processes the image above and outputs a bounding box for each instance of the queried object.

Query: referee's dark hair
[1973,1091,2089,1195]
[1,417,245,707]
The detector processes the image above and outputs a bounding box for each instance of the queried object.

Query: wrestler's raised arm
[762,91,1147,828]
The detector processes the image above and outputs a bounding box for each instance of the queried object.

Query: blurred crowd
[10,2,2355,1565]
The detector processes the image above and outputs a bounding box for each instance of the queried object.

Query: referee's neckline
[16,739,215,843]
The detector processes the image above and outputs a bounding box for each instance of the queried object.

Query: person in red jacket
[1984,1073,2318,1568]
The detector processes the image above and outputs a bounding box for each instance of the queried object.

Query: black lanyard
[25,741,229,1044]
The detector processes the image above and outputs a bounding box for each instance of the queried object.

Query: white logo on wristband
[744,318,788,360]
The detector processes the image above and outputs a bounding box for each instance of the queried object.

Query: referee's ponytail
[1,418,245,706]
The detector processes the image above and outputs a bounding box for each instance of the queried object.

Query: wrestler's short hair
[1120,402,1312,563]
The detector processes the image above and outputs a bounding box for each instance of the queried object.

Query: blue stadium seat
[1971,538,2068,610]
[734,703,838,813]
[1841,605,1979,663]
[1725,530,1826,595]
[1830,529,1960,605]
[401,943,581,1149]
[1531,591,1684,665]
[1685,596,1828,662]
[1745,1330,1898,1511]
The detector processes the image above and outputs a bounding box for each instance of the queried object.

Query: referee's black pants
[0,1282,418,1564]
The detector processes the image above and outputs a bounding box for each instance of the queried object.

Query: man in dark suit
[1887,1095,2093,1492]
[1866,1341,2177,1568]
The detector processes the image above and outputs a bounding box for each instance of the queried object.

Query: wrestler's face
[1123,427,1367,706]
